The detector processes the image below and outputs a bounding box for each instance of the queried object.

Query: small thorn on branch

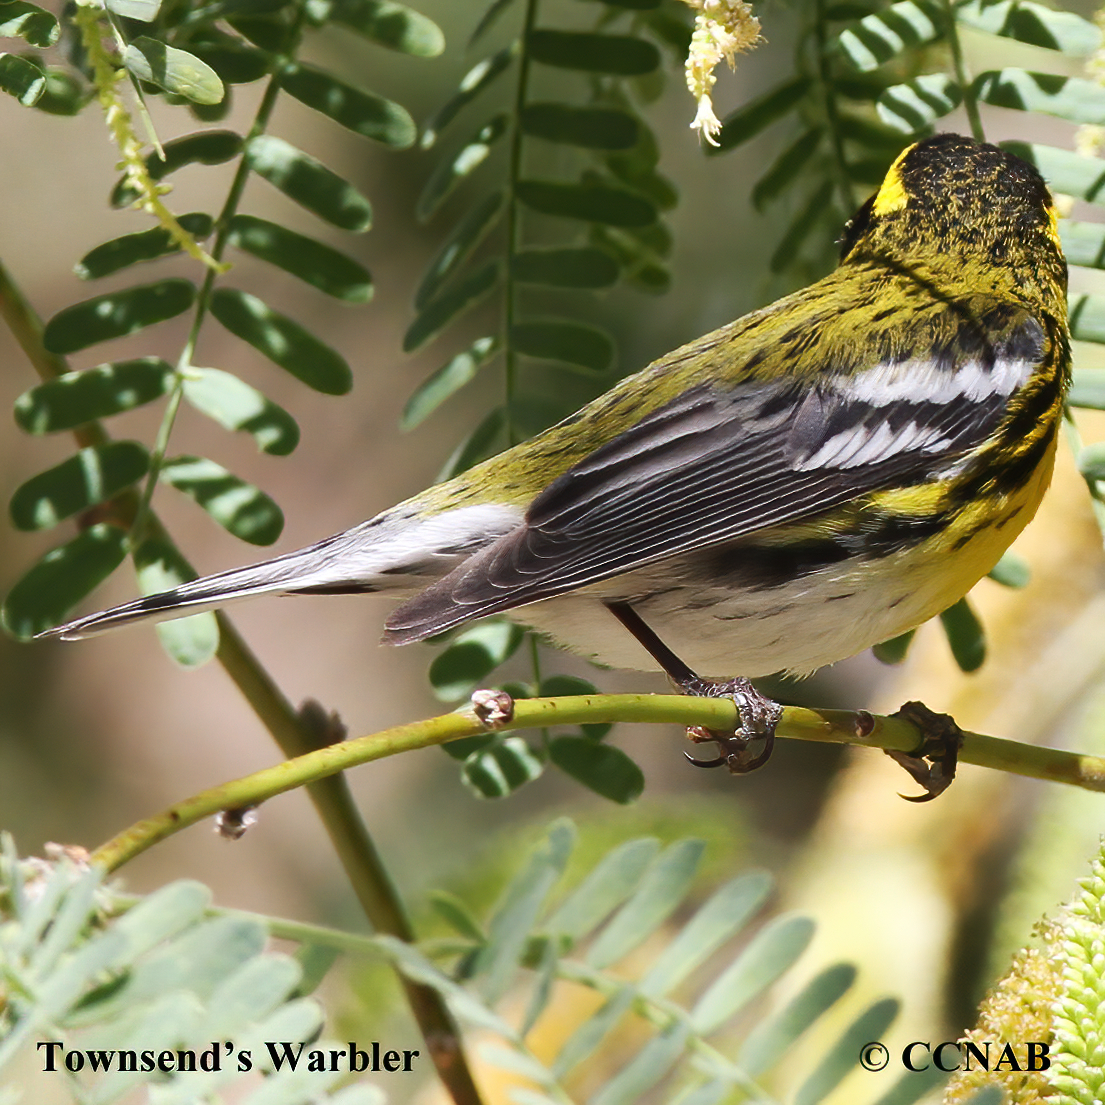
[215,806,257,840]
[470,688,514,729]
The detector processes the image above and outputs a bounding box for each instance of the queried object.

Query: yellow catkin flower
[681,0,762,146]
[72,1,226,273]
[942,934,1059,1105]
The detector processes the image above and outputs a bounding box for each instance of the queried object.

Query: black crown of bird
[40,133,1071,780]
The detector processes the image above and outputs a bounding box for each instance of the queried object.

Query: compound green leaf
[186,32,269,84]
[872,629,914,664]
[161,455,283,545]
[75,213,214,279]
[1,524,127,640]
[417,114,509,221]
[10,442,149,531]
[939,596,985,672]
[227,10,292,53]
[527,30,659,76]
[590,225,669,293]
[513,247,619,288]
[691,914,815,1034]
[869,1068,950,1105]
[1069,292,1105,343]
[988,551,1030,588]
[401,336,500,429]
[470,0,517,47]
[836,0,942,71]
[124,37,224,105]
[521,102,638,149]
[0,51,43,104]
[511,319,614,372]
[958,0,1101,56]
[770,181,835,271]
[846,156,889,185]
[227,215,372,301]
[590,1024,688,1105]
[182,367,299,455]
[475,821,573,1002]
[43,279,195,354]
[34,68,88,115]
[211,288,352,394]
[111,130,242,206]
[420,42,517,149]
[539,674,609,738]
[442,731,497,762]
[331,0,444,56]
[246,135,372,231]
[0,2,58,47]
[753,129,822,210]
[1003,142,1105,203]
[794,998,900,1105]
[428,619,525,701]
[877,72,961,131]
[640,872,773,998]
[1070,367,1105,407]
[106,0,161,17]
[14,358,175,433]
[667,1082,728,1105]
[438,407,507,479]
[132,535,218,667]
[545,837,659,941]
[552,989,635,1078]
[604,158,677,210]
[403,259,500,352]
[516,179,655,226]
[587,840,704,969]
[462,737,545,798]
[1059,221,1105,269]
[428,890,486,945]
[975,69,1105,125]
[712,77,811,153]
[280,63,416,148]
[548,737,643,803]
[837,113,908,150]
[737,963,857,1077]
[415,190,504,307]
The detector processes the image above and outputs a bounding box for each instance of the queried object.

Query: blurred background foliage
[3,0,1105,1102]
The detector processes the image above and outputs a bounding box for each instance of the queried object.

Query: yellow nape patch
[871,144,915,216]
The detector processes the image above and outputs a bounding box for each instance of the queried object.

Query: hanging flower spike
[72,1,228,273]
[682,0,762,147]
[1075,7,1105,159]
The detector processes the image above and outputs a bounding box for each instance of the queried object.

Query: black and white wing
[385,305,1050,643]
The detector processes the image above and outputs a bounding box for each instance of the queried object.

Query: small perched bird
[43,134,1070,764]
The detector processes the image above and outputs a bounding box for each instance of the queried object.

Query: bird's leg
[603,601,782,775]
[884,700,964,802]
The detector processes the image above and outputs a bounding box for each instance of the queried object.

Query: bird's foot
[884,700,964,802]
[681,676,783,775]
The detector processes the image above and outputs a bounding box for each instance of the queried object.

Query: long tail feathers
[37,546,375,641]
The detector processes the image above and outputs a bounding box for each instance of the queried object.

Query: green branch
[91,693,1105,874]
[0,247,485,1105]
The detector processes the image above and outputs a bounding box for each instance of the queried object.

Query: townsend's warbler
[42,135,1070,705]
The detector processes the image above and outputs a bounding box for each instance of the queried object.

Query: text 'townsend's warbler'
[43,135,1071,729]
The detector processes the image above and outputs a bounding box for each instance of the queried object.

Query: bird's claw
[681,677,782,775]
[884,700,964,802]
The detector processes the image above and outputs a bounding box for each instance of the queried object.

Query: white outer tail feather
[38,501,524,642]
